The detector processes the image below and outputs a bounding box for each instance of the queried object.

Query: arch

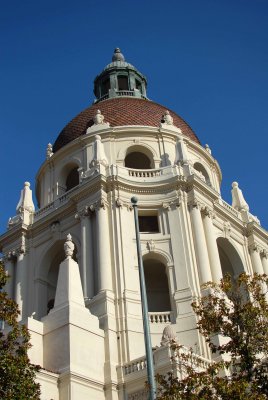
[58,161,80,194]
[36,238,78,318]
[193,162,211,185]
[143,256,172,312]
[117,142,158,164]
[143,248,173,267]
[124,145,155,169]
[216,237,245,280]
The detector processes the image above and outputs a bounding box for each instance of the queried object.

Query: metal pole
[131,196,156,400]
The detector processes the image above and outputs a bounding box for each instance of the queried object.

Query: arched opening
[217,238,244,280]
[124,146,154,170]
[143,258,171,312]
[37,240,78,318]
[193,162,211,185]
[66,167,79,191]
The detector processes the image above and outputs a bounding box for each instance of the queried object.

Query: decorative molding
[248,243,262,254]
[162,197,180,211]
[75,205,93,220]
[261,249,268,259]
[223,221,231,238]
[201,206,215,219]
[188,197,203,211]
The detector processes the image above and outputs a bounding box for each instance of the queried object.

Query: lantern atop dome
[93,48,148,102]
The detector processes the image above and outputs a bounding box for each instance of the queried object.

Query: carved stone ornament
[248,243,262,254]
[20,232,26,254]
[160,324,177,346]
[75,206,92,220]
[162,110,173,125]
[64,234,74,259]
[115,198,123,208]
[205,144,211,154]
[128,390,148,400]
[46,143,53,160]
[93,109,105,125]
[201,206,214,218]
[223,221,231,238]
[147,239,155,252]
[162,198,180,210]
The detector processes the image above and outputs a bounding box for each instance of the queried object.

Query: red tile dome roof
[53,97,200,152]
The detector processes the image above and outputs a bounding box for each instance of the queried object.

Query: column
[261,251,268,275]
[3,253,15,299]
[96,201,113,292]
[249,244,264,274]
[202,208,223,282]
[15,251,27,321]
[79,208,94,299]
[189,201,212,284]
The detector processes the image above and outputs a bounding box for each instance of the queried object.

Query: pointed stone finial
[64,234,74,259]
[16,182,35,214]
[162,110,174,125]
[160,324,177,346]
[46,143,53,159]
[112,47,125,62]
[93,110,105,125]
[90,134,108,167]
[231,182,249,212]
[205,144,211,154]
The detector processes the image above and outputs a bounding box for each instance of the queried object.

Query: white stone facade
[1,51,268,400]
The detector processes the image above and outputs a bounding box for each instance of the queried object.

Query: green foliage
[156,273,268,399]
[0,262,40,400]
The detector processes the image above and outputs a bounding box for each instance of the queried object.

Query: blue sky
[0,0,267,232]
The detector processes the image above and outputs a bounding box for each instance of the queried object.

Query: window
[118,75,129,90]
[66,167,79,191]
[138,215,159,233]
[125,152,151,169]
[135,79,142,92]
[101,78,110,96]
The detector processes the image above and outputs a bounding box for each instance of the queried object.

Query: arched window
[217,238,244,280]
[66,167,79,191]
[125,152,152,169]
[193,162,211,185]
[143,258,171,312]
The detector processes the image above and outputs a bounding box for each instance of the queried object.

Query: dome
[53,97,200,152]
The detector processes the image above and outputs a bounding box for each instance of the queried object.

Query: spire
[112,47,125,62]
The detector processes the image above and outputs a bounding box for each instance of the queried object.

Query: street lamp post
[131,196,156,400]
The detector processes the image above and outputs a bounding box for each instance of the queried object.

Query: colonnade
[189,201,223,285]
[189,199,267,287]
[77,199,113,300]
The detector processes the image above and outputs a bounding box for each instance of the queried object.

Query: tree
[156,273,268,399]
[0,262,40,400]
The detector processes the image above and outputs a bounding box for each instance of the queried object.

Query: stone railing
[148,311,171,323]
[174,346,212,371]
[34,186,78,220]
[128,168,161,178]
[220,199,240,217]
[124,356,147,375]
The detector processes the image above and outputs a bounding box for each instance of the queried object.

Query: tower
[1,48,268,400]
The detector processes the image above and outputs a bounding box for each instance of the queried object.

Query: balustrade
[148,311,171,323]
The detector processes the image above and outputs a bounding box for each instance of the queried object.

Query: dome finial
[112,47,125,62]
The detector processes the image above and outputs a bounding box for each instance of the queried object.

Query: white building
[1,48,268,400]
